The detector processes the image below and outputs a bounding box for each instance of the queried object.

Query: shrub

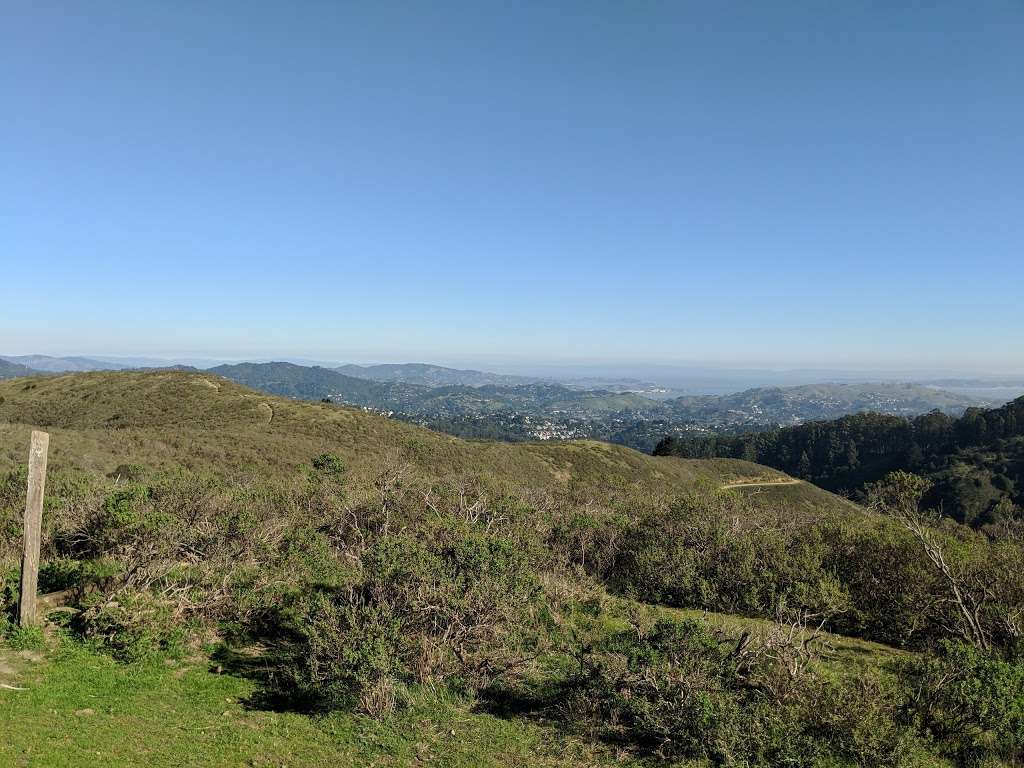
[568,618,747,762]
[822,518,942,648]
[74,589,185,662]
[38,557,85,592]
[566,616,925,767]
[290,590,407,715]
[604,490,1024,655]
[899,641,1024,765]
[801,674,925,768]
[285,519,544,714]
[610,494,838,621]
[0,565,18,621]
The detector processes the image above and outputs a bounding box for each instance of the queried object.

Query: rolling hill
[199,362,1001,456]
[211,361,672,420]
[5,358,995,443]
[667,381,993,426]
[207,361,422,408]
[0,370,849,515]
[0,359,40,380]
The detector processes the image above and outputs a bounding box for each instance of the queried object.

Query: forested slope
[656,397,1024,526]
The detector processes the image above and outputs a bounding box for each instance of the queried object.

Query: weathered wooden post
[18,430,49,627]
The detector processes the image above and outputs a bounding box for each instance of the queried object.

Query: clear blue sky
[3,2,1022,372]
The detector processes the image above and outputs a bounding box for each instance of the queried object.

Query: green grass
[0,371,892,766]
[0,600,912,768]
[727,480,864,517]
[664,607,908,674]
[0,370,851,518]
[587,596,907,676]
[0,640,634,768]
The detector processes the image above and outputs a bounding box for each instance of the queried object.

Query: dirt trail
[0,652,25,691]
[720,478,802,490]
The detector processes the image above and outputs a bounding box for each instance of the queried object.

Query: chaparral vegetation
[1,372,1022,767]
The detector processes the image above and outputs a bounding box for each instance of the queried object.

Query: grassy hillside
[0,370,814,504]
[3,371,1021,768]
[726,478,861,516]
[207,361,422,408]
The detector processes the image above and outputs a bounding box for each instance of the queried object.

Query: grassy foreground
[1,592,913,768]
[0,640,630,768]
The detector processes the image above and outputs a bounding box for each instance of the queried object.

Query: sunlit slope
[726,478,863,516]
[0,371,845,513]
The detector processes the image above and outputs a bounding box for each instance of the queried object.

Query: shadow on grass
[477,677,568,719]
[209,636,582,722]
[207,639,666,764]
[207,638,322,714]
[478,677,670,765]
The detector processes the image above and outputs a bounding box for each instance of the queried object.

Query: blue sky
[2,2,1022,373]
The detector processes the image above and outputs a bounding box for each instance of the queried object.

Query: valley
[4,357,1011,456]
[204,362,1004,452]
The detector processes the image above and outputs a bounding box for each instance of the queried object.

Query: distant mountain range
[5,353,1021,392]
[0,358,40,379]
[334,362,542,388]
[668,382,985,427]
[209,362,664,418]
[0,354,135,373]
[202,361,1005,451]
[206,362,417,408]
[0,356,550,387]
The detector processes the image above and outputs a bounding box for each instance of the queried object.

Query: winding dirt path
[720,478,802,490]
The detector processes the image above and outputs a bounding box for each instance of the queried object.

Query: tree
[741,440,758,463]
[903,441,924,469]
[652,436,678,456]
[868,472,990,650]
[797,450,812,478]
[845,440,859,470]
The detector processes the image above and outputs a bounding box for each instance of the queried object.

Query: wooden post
[18,430,49,627]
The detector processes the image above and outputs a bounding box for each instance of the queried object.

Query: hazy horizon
[4,349,1023,382]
